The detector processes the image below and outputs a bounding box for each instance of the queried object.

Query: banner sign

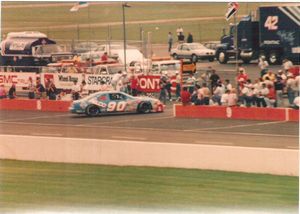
[85,74,113,91]
[137,75,177,93]
[0,72,36,87]
[0,72,178,94]
[41,73,83,90]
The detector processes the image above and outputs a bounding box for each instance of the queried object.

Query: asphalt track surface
[0,105,298,150]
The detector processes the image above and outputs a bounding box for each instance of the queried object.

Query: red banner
[137,75,177,93]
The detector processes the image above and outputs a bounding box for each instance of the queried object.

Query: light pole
[122,2,131,72]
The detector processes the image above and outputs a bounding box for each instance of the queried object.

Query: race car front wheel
[138,102,152,114]
[86,105,100,117]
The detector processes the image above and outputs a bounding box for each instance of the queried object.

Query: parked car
[69,91,164,116]
[170,43,215,62]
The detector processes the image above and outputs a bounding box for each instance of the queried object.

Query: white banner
[41,73,114,91]
[85,74,113,91]
[0,72,36,87]
[41,73,84,90]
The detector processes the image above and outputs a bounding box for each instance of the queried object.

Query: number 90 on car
[69,91,164,117]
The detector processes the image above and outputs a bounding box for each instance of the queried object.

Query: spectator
[36,79,46,99]
[256,83,268,107]
[165,74,172,101]
[175,71,181,101]
[263,76,274,87]
[159,73,168,104]
[176,27,183,40]
[236,68,248,90]
[80,80,89,97]
[111,70,122,90]
[101,52,108,62]
[293,96,299,110]
[258,56,269,77]
[252,79,261,106]
[167,32,173,52]
[200,67,212,85]
[178,32,185,43]
[266,84,276,107]
[286,74,297,106]
[221,89,230,106]
[282,58,294,73]
[209,69,220,92]
[71,80,81,100]
[190,85,199,104]
[181,87,191,106]
[130,75,139,96]
[0,84,7,99]
[194,85,202,105]
[187,32,193,43]
[240,80,254,107]
[274,70,285,107]
[227,88,238,107]
[200,83,210,105]
[186,73,196,94]
[120,72,130,93]
[212,82,225,105]
[47,80,57,100]
[224,79,233,92]
[8,83,17,99]
[263,70,276,82]
[116,72,127,92]
[28,77,35,99]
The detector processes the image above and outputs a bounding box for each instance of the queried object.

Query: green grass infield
[0,159,298,212]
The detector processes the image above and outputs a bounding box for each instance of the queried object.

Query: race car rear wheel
[138,102,152,114]
[85,105,100,117]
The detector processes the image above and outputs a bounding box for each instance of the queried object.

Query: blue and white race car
[69,91,164,116]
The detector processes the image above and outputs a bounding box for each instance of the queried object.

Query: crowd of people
[175,59,299,109]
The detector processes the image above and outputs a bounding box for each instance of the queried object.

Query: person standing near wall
[28,77,35,99]
[187,32,193,43]
[167,32,173,52]
[8,83,17,99]
[176,27,183,41]
[175,71,181,101]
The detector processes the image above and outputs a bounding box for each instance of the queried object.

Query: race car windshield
[189,44,205,50]
[35,44,63,54]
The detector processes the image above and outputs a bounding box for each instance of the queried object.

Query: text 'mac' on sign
[225,2,239,21]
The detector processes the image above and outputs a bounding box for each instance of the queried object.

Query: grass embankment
[1,2,273,43]
[0,159,298,212]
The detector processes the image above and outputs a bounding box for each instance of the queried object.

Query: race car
[69,91,164,116]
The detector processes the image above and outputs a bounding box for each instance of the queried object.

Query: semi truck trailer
[216,4,300,65]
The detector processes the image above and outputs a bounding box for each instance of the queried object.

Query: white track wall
[0,134,298,176]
